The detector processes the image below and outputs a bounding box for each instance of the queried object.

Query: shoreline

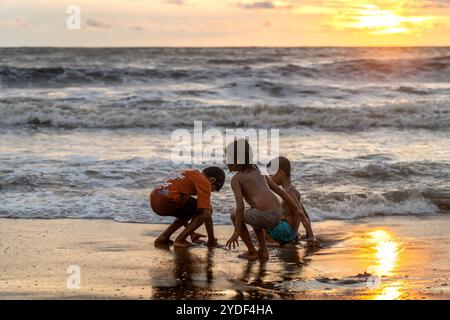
[1,211,448,225]
[0,215,449,300]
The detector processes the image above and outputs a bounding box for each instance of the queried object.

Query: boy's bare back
[232,168,281,211]
[281,185,302,233]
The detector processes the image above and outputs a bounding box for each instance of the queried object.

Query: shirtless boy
[266,156,314,245]
[225,140,315,261]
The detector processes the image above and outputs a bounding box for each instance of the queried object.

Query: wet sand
[0,216,449,300]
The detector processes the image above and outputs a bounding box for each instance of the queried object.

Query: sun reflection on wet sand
[365,229,405,300]
[368,230,398,277]
[374,282,402,300]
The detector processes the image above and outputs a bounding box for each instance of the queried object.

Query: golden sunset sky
[1,0,450,46]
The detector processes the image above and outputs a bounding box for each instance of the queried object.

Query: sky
[1,0,450,46]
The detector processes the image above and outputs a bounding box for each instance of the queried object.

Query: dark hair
[202,166,226,191]
[267,156,291,178]
[225,139,258,172]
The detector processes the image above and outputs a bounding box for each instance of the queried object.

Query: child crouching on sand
[266,156,314,245]
[225,139,315,261]
[150,167,225,248]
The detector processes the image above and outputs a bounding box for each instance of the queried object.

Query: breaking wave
[306,190,448,221]
[0,99,448,130]
[1,54,449,87]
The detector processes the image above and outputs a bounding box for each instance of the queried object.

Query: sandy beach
[2,48,449,303]
[0,216,448,300]
[1,0,449,307]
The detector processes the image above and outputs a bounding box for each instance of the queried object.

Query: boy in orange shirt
[150,167,225,248]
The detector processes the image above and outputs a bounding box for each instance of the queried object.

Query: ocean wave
[0,66,193,87]
[306,190,445,221]
[206,56,278,65]
[397,86,432,96]
[0,188,447,223]
[276,64,319,78]
[335,162,449,181]
[324,55,450,81]
[1,53,449,88]
[273,55,450,82]
[0,99,448,130]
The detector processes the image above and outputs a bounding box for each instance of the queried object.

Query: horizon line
[1,45,449,49]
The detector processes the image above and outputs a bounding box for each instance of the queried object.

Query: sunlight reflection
[368,230,398,276]
[374,282,402,300]
[366,230,404,300]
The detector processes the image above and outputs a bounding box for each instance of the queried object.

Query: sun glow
[356,10,409,34]
[335,3,434,35]
[374,282,403,300]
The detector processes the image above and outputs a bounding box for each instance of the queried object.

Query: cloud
[262,20,272,27]
[237,1,292,10]
[428,0,450,6]
[409,0,450,9]
[129,25,145,31]
[163,0,186,4]
[3,16,30,29]
[239,1,274,9]
[432,20,450,31]
[321,0,450,10]
[85,19,111,29]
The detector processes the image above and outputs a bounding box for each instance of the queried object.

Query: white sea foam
[0,188,443,224]
[1,47,449,222]
[306,192,440,222]
[0,100,448,130]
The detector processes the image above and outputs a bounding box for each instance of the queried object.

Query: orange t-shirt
[150,170,212,214]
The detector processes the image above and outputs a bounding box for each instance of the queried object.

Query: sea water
[0,47,449,223]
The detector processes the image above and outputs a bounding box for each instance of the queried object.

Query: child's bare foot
[280,243,296,248]
[173,240,192,248]
[206,238,221,248]
[190,232,206,243]
[304,237,320,247]
[258,249,269,261]
[154,238,174,248]
[238,251,259,261]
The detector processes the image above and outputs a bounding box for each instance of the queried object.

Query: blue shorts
[267,220,297,245]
